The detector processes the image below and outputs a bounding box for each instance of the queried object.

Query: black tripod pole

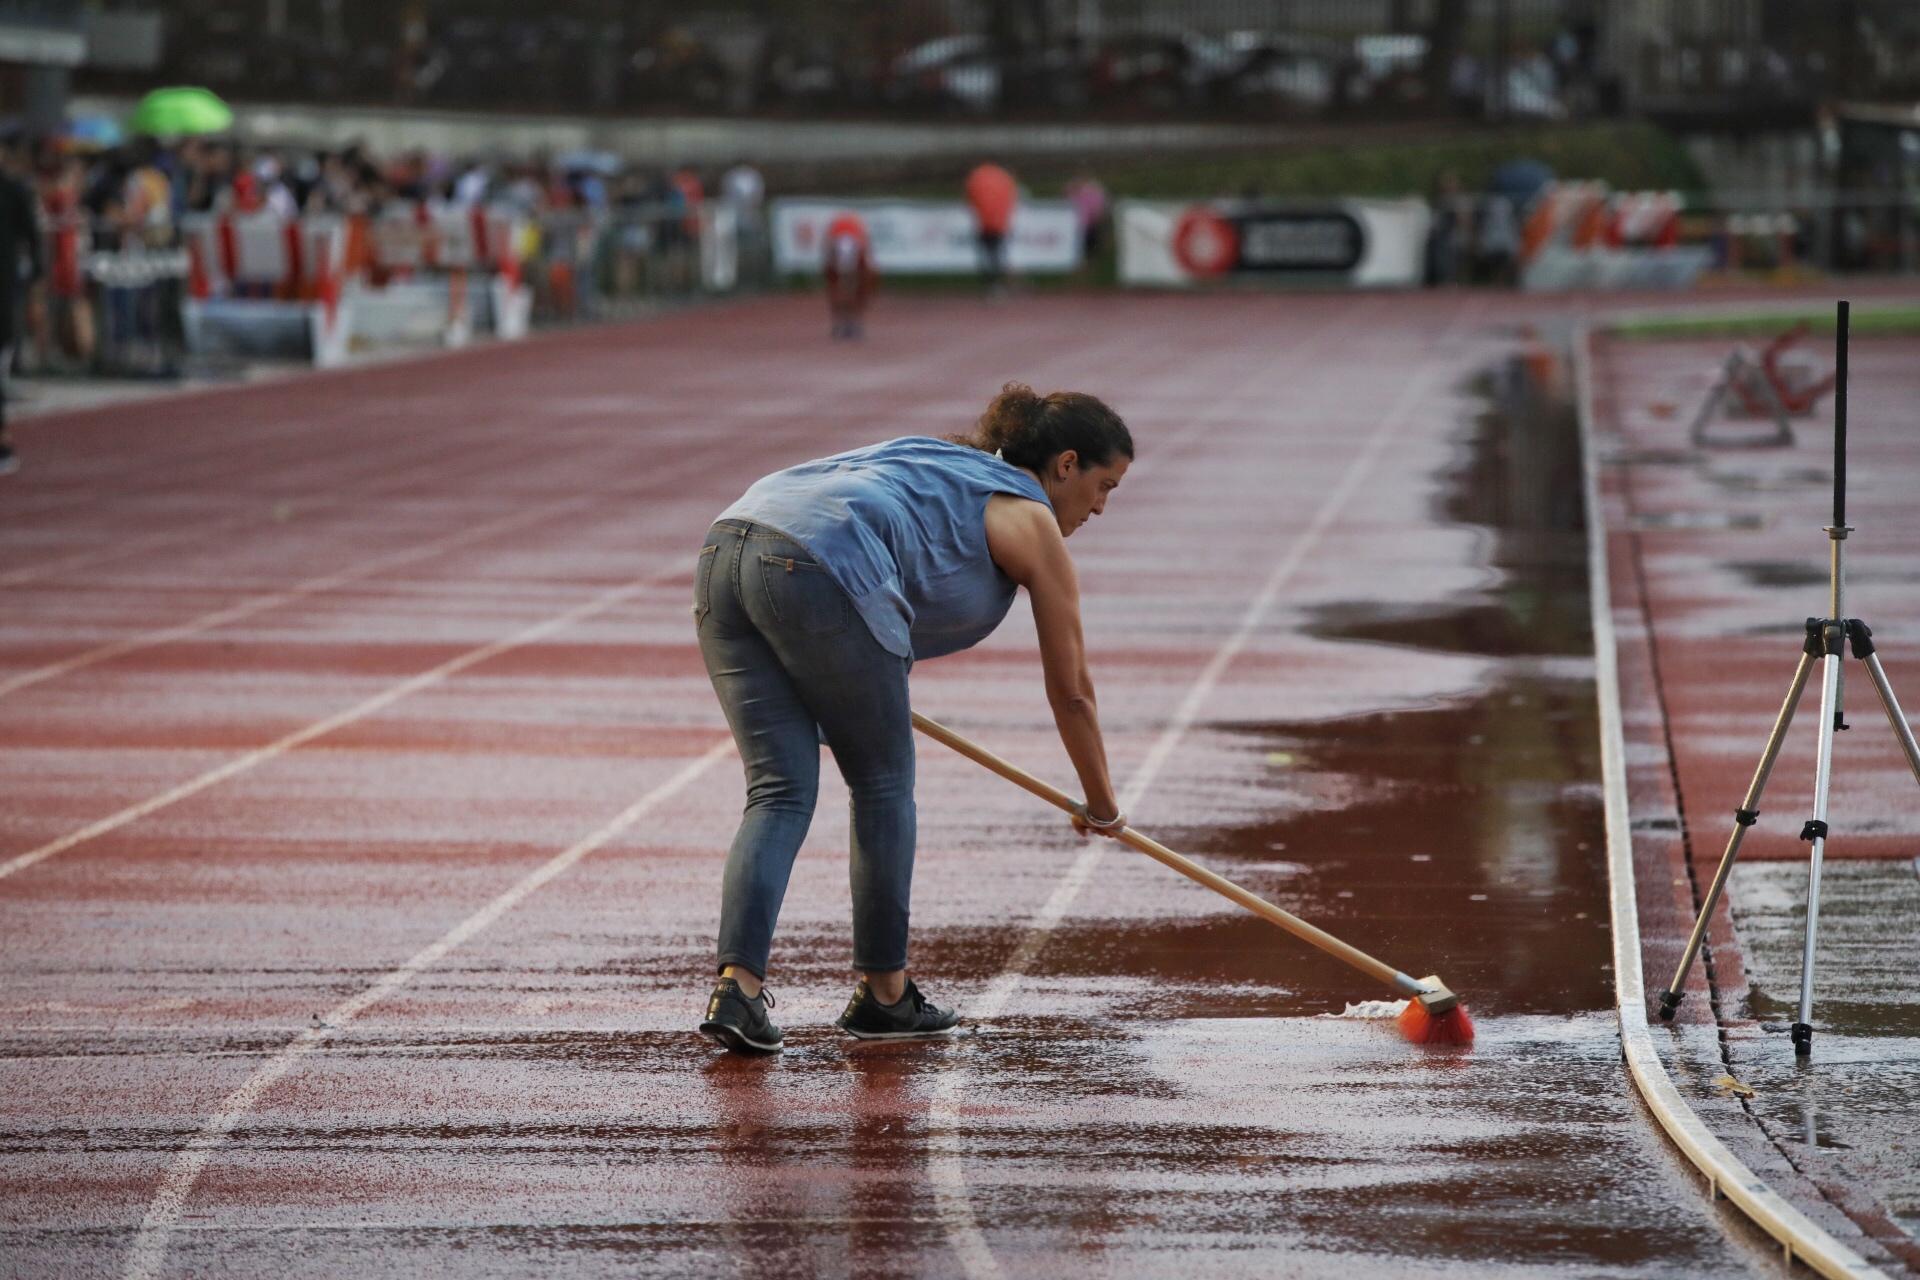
[1825,309,1920,789]
[1833,300,1847,530]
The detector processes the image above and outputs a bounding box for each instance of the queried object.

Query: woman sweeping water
[694,383,1133,1053]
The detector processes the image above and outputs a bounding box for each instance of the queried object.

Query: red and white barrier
[180,201,531,364]
[1519,183,1705,291]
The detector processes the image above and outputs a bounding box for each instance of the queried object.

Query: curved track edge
[1577,321,1885,1280]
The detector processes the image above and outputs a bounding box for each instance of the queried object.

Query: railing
[27,212,189,378]
[522,204,772,326]
[19,199,773,375]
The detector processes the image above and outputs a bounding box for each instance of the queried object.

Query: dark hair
[953,382,1133,473]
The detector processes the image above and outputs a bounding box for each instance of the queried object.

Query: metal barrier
[523,203,767,325]
[23,198,766,375]
[28,214,189,378]
[86,240,190,377]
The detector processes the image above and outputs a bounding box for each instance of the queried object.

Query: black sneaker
[698,978,782,1054]
[837,979,960,1040]
[0,445,16,477]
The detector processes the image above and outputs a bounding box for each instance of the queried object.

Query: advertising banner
[1117,198,1430,288]
[772,198,1081,275]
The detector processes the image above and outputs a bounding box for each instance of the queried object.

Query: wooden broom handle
[911,711,1411,994]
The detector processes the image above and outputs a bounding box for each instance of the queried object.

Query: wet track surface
[0,294,1802,1275]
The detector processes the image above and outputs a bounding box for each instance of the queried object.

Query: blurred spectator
[964,162,1017,295]
[124,140,175,245]
[452,161,491,207]
[1064,169,1108,276]
[823,211,874,340]
[721,160,767,276]
[0,137,42,476]
[671,165,705,237]
[1475,194,1520,286]
[243,157,299,219]
[721,161,764,214]
[1424,171,1468,286]
[31,148,93,368]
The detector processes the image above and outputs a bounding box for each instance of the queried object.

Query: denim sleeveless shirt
[716,436,1051,660]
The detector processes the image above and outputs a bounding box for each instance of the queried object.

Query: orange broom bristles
[1397,997,1475,1046]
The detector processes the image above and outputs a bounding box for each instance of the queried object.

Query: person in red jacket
[964,162,1016,295]
[822,211,874,340]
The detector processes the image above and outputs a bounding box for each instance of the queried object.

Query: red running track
[2,292,1804,1277]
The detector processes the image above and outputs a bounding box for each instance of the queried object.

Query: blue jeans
[695,519,915,981]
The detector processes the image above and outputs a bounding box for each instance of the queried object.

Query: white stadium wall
[771,198,1082,275]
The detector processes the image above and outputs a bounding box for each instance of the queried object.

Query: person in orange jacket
[822,211,874,340]
[964,162,1016,295]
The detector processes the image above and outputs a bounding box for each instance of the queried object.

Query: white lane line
[0,519,247,589]
[1577,325,1884,1279]
[131,1220,948,1235]
[118,737,733,1280]
[0,563,672,884]
[0,494,597,700]
[0,1026,697,1053]
[0,415,555,590]
[927,353,1453,1280]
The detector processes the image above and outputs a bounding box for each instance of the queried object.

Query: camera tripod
[1654,300,1920,1056]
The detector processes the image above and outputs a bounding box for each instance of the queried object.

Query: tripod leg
[1657,651,1816,1020]
[1793,647,1845,1056]
[1688,360,1734,447]
[1861,652,1920,787]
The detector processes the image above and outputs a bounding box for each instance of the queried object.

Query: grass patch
[1084,121,1701,200]
[874,121,1703,202]
[1610,304,1920,341]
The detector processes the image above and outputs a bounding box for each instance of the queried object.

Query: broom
[913,712,1475,1046]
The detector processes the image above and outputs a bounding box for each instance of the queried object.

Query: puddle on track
[1041,352,1610,1022]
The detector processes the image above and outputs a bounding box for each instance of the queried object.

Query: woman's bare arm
[984,495,1120,826]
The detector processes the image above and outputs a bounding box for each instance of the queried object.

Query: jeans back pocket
[758,553,850,637]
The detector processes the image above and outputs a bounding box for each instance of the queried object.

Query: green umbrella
[128,86,234,138]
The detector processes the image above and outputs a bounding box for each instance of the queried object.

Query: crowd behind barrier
[7,131,772,371]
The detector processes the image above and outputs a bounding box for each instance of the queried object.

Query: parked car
[1090,26,1230,111]
[1210,31,1340,112]
[886,34,1001,113]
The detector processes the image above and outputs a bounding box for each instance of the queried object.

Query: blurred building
[66,1,1920,128]
[0,0,160,130]
[0,0,86,130]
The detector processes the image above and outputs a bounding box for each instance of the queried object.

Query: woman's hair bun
[955,382,1132,472]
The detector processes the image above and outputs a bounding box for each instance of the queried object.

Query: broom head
[1397,975,1474,1046]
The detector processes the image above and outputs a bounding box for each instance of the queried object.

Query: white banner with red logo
[1116,198,1429,288]
[771,199,1081,275]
